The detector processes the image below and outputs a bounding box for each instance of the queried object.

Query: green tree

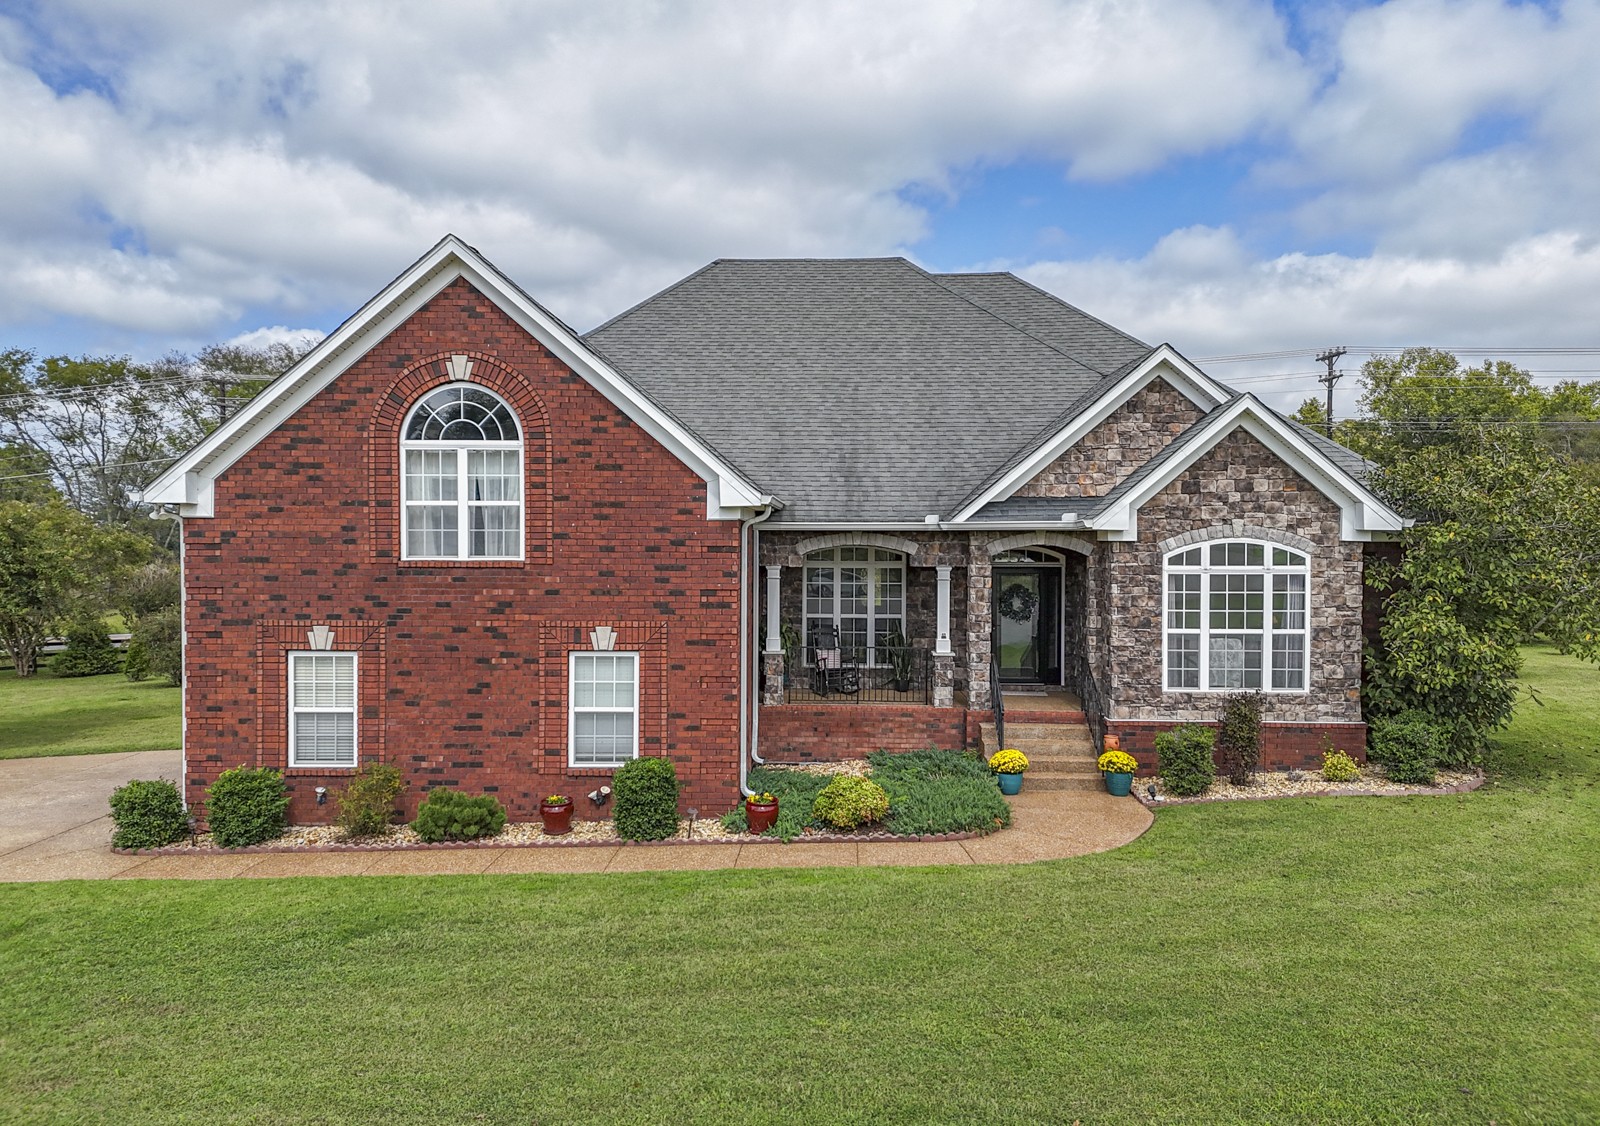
[0,500,148,676]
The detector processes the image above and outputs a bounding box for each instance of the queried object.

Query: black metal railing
[785,646,932,704]
[991,652,1005,752]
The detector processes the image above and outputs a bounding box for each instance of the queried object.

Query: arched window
[401,383,522,560]
[1164,540,1308,692]
[803,547,905,665]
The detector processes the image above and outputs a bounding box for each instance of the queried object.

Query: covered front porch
[753,528,1099,760]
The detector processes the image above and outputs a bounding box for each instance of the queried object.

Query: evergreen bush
[334,762,406,839]
[122,634,152,681]
[205,767,289,848]
[54,618,122,677]
[612,757,681,841]
[133,607,182,686]
[108,779,188,849]
[1368,710,1444,784]
[1156,725,1216,796]
[411,789,507,842]
[1217,692,1264,785]
[811,776,890,829]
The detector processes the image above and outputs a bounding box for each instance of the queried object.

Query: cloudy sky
[4,0,1600,410]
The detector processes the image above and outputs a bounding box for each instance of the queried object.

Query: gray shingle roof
[583,258,1154,523]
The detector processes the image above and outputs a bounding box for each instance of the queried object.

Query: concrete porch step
[1019,774,1106,793]
[1002,709,1089,725]
[1026,759,1100,777]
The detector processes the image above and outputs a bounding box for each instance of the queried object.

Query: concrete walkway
[0,749,1153,882]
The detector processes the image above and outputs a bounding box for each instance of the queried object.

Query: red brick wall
[1107,721,1368,774]
[183,278,744,825]
[758,705,974,761]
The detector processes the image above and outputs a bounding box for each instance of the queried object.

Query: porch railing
[784,646,932,705]
[991,652,1005,753]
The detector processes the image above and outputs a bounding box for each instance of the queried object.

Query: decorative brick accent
[1017,377,1202,498]
[1108,720,1368,773]
[184,277,743,825]
[759,704,974,760]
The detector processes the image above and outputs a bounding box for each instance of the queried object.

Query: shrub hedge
[1369,710,1444,785]
[1217,692,1264,784]
[206,767,289,848]
[108,779,188,849]
[612,757,681,841]
[412,789,507,842]
[1156,725,1216,796]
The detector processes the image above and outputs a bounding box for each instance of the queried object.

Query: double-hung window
[401,383,523,560]
[802,547,905,664]
[1164,541,1309,692]
[288,652,357,767]
[569,652,639,767]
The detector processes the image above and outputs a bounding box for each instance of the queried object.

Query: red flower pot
[746,798,779,834]
[540,801,573,836]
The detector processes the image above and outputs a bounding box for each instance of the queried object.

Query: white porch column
[934,565,953,656]
[764,565,782,652]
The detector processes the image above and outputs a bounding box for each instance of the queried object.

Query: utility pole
[214,374,231,424]
[1315,347,1347,437]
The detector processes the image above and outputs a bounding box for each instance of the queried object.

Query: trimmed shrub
[122,634,152,681]
[612,756,681,841]
[334,762,406,839]
[811,776,890,829]
[412,789,507,842]
[133,606,182,686]
[108,779,188,849]
[1217,691,1264,785]
[1156,725,1216,796]
[54,618,122,677]
[1369,710,1444,785]
[206,767,289,848]
[1321,749,1361,783]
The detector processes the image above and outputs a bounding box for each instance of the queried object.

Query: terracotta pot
[540,801,574,835]
[746,798,779,834]
[1103,734,1122,752]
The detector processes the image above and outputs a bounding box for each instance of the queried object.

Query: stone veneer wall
[1099,426,1366,762]
[1017,377,1203,498]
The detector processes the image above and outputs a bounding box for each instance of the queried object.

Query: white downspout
[738,505,776,797]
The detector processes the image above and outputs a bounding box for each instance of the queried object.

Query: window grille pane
[839,618,868,662]
[1209,574,1264,630]
[1273,548,1306,567]
[404,449,457,501]
[406,505,458,557]
[1208,635,1262,689]
[1168,573,1201,629]
[1210,542,1263,567]
[839,568,868,616]
[1167,634,1200,688]
[1272,634,1305,689]
[466,449,521,501]
[874,566,903,616]
[468,504,519,558]
[1273,574,1307,630]
[293,654,354,708]
[294,712,355,766]
[804,568,833,616]
[840,547,868,561]
[804,549,835,561]
[572,712,635,765]
[805,617,833,651]
[1171,547,1201,566]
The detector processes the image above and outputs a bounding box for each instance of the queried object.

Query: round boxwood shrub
[1369,710,1444,785]
[811,776,890,829]
[108,779,188,849]
[612,757,681,841]
[412,789,507,842]
[54,617,122,678]
[335,762,406,839]
[205,767,290,848]
[1156,725,1215,796]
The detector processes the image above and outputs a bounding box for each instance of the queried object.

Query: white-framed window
[1164,541,1309,693]
[400,383,523,560]
[569,652,639,767]
[288,652,358,767]
[803,547,905,665]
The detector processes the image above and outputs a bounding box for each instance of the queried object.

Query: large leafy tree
[1355,350,1600,761]
[0,500,149,676]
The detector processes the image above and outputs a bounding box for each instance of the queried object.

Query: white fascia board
[949,345,1231,523]
[1088,396,1406,542]
[144,236,772,520]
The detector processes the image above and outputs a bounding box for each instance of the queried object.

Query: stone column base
[932,652,955,708]
[761,651,786,706]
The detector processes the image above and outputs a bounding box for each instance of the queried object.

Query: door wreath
[998,581,1039,623]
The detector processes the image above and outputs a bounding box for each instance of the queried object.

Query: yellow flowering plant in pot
[988,748,1029,794]
[1097,749,1139,797]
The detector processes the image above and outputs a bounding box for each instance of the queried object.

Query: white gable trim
[950,345,1231,523]
[143,235,772,520]
[1086,395,1406,542]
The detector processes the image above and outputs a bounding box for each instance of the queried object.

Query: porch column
[761,565,785,706]
[932,565,955,708]
[966,555,993,710]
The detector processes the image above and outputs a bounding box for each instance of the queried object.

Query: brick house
[146,236,1405,823]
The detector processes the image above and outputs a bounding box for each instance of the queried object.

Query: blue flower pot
[1104,771,1134,797]
[997,772,1023,796]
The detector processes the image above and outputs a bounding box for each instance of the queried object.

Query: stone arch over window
[1158,523,1316,557]
[791,532,922,559]
[984,531,1093,558]
[369,352,552,565]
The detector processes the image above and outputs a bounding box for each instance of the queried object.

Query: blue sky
[4,0,1600,412]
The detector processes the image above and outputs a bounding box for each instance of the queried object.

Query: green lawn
[2,648,1597,1123]
[0,665,180,759]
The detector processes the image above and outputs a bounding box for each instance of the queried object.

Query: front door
[993,567,1062,684]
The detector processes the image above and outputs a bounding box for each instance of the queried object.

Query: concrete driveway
[0,750,181,882]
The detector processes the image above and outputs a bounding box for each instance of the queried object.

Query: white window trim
[287,651,359,769]
[399,382,525,562]
[1161,540,1311,695]
[802,548,907,667]
[567,651,641,768]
